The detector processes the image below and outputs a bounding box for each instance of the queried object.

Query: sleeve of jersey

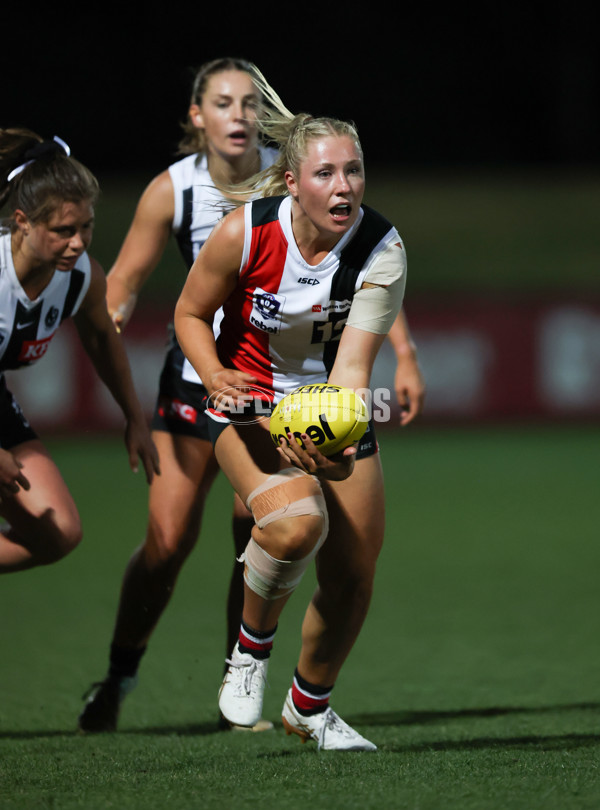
[345,239,407,335]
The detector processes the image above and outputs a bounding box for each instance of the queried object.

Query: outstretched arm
[73,258,160,482]
[387,310,426,425]
[105,171,174,332]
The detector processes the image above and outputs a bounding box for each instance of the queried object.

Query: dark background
[3,5,598,177]
[3,6,599,426]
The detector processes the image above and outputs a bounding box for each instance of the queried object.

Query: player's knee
[39,519,83,564]
[143,519,196,571]
[241,469,330,601]
[247,467,328,561]
[241,531,323,601]
[252,513,324,561]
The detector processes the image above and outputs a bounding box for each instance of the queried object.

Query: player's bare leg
[280,454,383,750]
[221,492,276,733]
[215,422,326,727]
[0,440,82,572]
[298,453,385,685]
[111,431,220,649]
[226,492,255,654]
[78,431,219,733]
[215,421,324,636]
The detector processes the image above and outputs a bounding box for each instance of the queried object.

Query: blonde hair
[219,65,363,201]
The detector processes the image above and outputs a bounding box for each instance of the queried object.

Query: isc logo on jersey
[249,288,286,335]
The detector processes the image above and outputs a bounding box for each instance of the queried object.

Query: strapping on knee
[241,469,329,600]
[241,538,310,599]
[246,467,326,529]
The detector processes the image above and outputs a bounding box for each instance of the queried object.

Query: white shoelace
[317,707,354,750]
[225,655,264,696]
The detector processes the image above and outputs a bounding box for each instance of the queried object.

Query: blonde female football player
[79,58,424,736]
[174,72,410,750]
[0,128,159,573]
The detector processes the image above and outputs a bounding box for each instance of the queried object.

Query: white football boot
[218,643,269,728]
[281,689,377,751]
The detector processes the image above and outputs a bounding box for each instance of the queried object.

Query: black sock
[108,643,146,680]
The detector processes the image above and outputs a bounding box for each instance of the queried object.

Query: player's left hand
[123,418,161,483]
[395,352,426,426]
[277,432,356,481]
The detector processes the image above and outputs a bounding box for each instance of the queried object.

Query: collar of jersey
[278,195,364,273]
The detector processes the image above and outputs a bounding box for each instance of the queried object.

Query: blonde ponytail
[219,65,363,202]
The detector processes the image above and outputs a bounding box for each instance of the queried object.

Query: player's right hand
[208,369,259,412]
[0,449,31,499]
[277,432,357,481]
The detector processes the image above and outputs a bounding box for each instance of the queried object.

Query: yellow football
[270,384,369,457]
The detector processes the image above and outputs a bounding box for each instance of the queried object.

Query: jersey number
[311,313,347,344]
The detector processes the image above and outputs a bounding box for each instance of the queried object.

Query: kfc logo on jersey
[18,336,53,364]
[250,287,285,335]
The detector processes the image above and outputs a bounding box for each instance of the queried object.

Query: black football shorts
[0,375,38,450]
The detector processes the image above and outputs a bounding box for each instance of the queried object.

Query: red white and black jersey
[170,148,279,386]
[216,195,404,403]
[0,231,91,373]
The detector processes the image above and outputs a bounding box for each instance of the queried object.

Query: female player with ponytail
[0,128,159,574]
[175,70,413,751]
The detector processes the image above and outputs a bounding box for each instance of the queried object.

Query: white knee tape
[241,468,329,600]
[242,538,312,600]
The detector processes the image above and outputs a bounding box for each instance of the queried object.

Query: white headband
[7,135,71,183]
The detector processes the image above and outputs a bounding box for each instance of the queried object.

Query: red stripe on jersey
[217,216,288,397]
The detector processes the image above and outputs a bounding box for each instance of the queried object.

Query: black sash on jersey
[251,196,282,227]
[249,197,396,376]
[175,186,195,269]
[326,205,395,375]
[60,268,86,323]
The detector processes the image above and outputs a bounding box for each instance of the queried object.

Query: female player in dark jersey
[0,128,159,574]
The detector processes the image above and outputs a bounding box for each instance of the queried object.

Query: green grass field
[2,426,599,809]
